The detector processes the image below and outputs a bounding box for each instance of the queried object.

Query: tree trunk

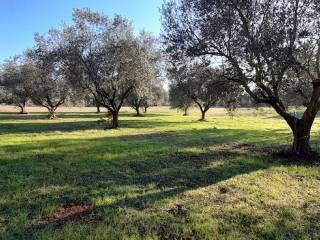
[200,110,206,121]
[96,104,101,113]
[144,106,148,113]
[135,107,141,116]
[18,104,27,114]
[183,107,188,116]
[245,77,320,158]
[48,109,56,119]
[291,119,312,156]
[111,111,119,128]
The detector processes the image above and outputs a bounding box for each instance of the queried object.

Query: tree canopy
[162,0,320,157]
[168,60,238,120]
[62,9,161,128]
[0,57,33,114]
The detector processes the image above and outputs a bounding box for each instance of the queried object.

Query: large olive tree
[0,57,32,114]
[169,61,236,121]
[143,85,168,112]
[27,31,71,119]
[126,32,162,116]
[127,84,167,116]
[162,0,320,157]
[169,81,193,116]
[62,9,160,128]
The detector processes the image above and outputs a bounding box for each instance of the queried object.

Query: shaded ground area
[0,108,319,239]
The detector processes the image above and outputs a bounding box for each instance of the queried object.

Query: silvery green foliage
[63,9,161,127]
[0,56,33,113]
[168,63,193,115]
[147,85,168,107]
[126,32,164,115]
[162,0,320,108]
[27,30,71,118]
[127,83,167,115]
[168,60,238,120]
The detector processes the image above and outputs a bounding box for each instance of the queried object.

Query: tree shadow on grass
[0,112,185,134]
[0,112,108,121]
[0,120,187,134]
[0,126,289,153]
[119,112,172,118]
[0,126,290,238]
[0,121,105,134]
[0,111,171,121]
[0,112,49,120]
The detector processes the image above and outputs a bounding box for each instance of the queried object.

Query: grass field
[0,106,319,240]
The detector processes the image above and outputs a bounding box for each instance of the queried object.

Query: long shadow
[0,121,105,134]
[0,112,106,120]
[0,112,182,134]
[0,127,289,154]
[0,112,171,121]
[0,128,286,230]
[0,120,190,134]
[0,112,49,120]
[0,114,298,238]
[119,112,172,118]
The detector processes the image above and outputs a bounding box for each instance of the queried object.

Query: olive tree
[0,57,32,114]
[169,81,193,116]
[64,9,159,128]
[127,83,166,116]
[126,32,162,116]
[170,61,235,121]
[162,0,320,157]
[143,85,168,112]
[27,31,71,119]
[127,88,148,116]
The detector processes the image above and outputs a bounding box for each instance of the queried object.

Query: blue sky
[0,0,163,62]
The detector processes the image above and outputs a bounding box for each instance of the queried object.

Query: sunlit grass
[0,106,319,239]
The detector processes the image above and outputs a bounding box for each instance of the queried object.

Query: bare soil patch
[38,202,97,226]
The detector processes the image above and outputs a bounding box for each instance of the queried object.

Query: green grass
[0,107,319,239]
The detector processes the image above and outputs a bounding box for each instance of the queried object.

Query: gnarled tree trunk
[111,110,119,128]
[291,119,312,155]
[200,109,207,121]
[98,86,133,129]
[135,106,141,116]
[144,106,148,113]
[272,110,314,157]
[194,100,209,121]
[48,109,57,119]
[96,104,101,113]
[18,103,27,114]
[271,80,320,157]
[183,107,189,116]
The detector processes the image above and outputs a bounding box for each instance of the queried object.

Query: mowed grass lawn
[0,106,319,240]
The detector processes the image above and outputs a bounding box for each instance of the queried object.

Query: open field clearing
[0,106,319,239]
